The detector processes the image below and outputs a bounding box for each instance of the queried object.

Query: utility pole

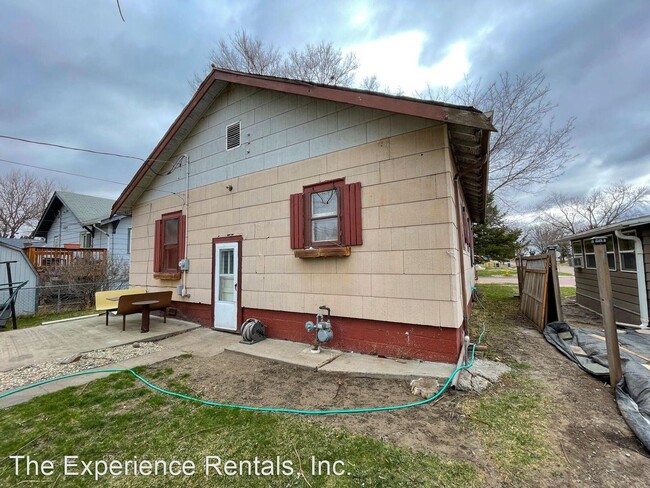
[592,236,622,388]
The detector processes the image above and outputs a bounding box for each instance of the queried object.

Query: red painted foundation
[170,302,464,363]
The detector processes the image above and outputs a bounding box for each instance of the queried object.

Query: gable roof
[32,191,116,238]
[112,68,496,222]
[564,214,650,242]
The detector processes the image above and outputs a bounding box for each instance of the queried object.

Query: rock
[471,375,490,393]
[456,370,473,392]
[60,353,82,364]
[468,359,511,383]
[410,378,440,398]
[132,343,141,348]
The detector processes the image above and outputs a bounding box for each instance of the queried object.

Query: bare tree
[542,182,650,234]
[527,222,569,260]
[211,29,283,76]
[360,75,381,91]
[192,31,359,89]
[285,41,359,85]
[0,169,57,238]
[420,71,575,201]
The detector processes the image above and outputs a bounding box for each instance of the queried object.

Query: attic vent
[226,122,241,150]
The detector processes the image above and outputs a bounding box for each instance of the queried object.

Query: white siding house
[33,191,132,265]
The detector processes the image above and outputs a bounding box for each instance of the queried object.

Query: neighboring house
[112,69,494,363]
[566,216,650,328]
[0,241,39,316]
[32,191,132,265]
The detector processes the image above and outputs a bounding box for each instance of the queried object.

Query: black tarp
[544,321,650,451]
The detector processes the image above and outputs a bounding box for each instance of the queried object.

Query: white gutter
[92,224,110,256]
[614,230,648,328]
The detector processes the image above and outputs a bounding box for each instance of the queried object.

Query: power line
[0,157,128,185]
[0,134,144,161]
[0,157,183,199]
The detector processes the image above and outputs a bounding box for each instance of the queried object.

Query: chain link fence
[1,256,130,319]
[2,280,129,317]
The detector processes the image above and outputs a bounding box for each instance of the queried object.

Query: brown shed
[566,215,650,328]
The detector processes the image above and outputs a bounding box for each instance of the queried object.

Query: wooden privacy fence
[517,252,563,331]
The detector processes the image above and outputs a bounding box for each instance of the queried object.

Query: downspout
[181,154,190,297]
[614,230,648,328]
[453,173,471,367]
[93,224,110,256]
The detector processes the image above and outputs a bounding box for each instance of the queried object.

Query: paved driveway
[0,314,200,372]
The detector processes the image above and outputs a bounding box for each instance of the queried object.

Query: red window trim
[290,178,362,250]
[153,211,185,273]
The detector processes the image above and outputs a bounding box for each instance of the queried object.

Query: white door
[213,242,239,331]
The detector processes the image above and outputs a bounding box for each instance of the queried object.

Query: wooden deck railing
[26,247,107,271]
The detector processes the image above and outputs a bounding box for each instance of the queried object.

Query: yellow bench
[95,288,147,325]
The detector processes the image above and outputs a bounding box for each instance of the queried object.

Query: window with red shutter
[290,179,362,251]
[153,211,185,275]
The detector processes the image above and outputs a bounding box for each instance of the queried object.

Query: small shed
[566,215,650,328]
[0,241,39,316]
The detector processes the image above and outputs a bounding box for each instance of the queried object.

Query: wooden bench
[95,288,147,325]
[115,291,173,331]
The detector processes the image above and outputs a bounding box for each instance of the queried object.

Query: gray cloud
[0,0,648,210]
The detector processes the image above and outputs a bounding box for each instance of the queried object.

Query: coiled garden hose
[0,323,486,415]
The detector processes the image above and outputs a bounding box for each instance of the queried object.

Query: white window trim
[618,230,637,273]
[226,121,241,151]
[127,227,132,254]
[583,236,616,271]
[571,240,583,259]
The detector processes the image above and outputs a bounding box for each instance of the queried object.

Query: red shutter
[289,193,304,249]
[153,219,162,272]
[343,182,362,246]
[178,214,186,260]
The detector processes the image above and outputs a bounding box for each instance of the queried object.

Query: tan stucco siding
[131,125,464,328]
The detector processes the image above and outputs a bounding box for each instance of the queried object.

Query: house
[112,69,494,363]
[566,215,650,328]
[32,191,132,265]
[0,241,39,316]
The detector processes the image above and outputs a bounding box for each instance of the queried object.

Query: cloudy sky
[1,0,649,211]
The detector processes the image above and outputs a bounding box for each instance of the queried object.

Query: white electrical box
[179,258,190,271]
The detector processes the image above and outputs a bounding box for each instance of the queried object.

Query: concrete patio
[1,316,456,408]
[0,313,200,372]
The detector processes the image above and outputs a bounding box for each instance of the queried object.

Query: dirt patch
[140,293,650,487]
[149,352,490,470]
[481,297,650,487]
[561,297,603,328]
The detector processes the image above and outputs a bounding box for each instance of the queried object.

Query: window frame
[583,235,616,271]
[303,179,344,248]
[127,227,132,254]
[160,211,182,273]
[80,232,93,248]
[618,230,637,273]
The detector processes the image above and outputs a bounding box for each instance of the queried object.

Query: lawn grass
[1,309,98,332]
[463,284,554,482]
[0,364,478,487]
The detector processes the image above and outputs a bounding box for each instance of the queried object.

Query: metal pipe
[614,230,648,328]
[451,335,469,389]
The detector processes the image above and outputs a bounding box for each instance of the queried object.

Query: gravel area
[0,342,164,393]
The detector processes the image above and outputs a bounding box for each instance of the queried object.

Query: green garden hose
[0,323,486,415]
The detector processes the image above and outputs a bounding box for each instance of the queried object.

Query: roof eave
[112,68,497,216]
